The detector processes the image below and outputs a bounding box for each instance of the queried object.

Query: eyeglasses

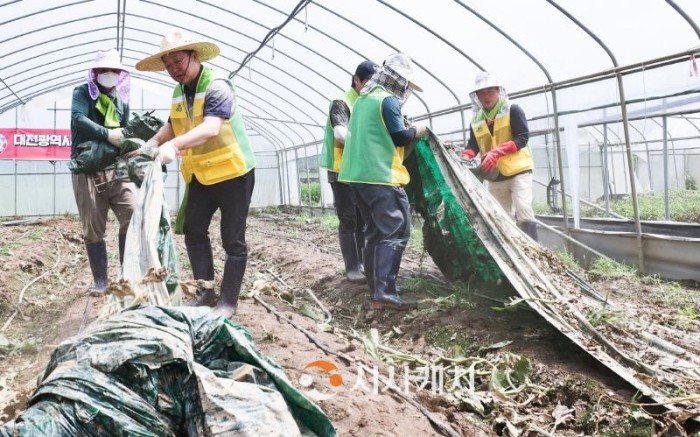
[163,53,191,71]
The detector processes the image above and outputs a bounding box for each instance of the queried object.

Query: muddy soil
[1,211,698,436]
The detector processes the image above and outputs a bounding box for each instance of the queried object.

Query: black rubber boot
[213,256,247,318]
[339,233,364,283]
[86,241,108,297]
[364,244,375,297]
[187,241,218,307]
[355,231,365,275]
[390,246,405,296]
[371,245,417,311]
[118,233,127,265]
[520,221,539,242]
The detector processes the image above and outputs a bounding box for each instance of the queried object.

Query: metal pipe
[663,114,670,221]
[533,178,626,219]
[546,0,645,273]
[413,48,700,121]
[602,124,610,214]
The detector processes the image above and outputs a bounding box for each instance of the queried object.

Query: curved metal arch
[677,114,700,137]
[665,0,700,39]
[0,36,320,145]
[0,78,84,113]
[120,18,336,120]
[123,26,333,106]
[126,7,343,93]
[299,1,432,114]
[1,59,316,149]
[243,116,289,152]
[235,93,309,145]
[225,91,307,146]
[374,0,471,107]
[0,29,114,64]
[229,0,311,77]
[546,0,644,269]
[232,75,321,136]
[1,48,101,80]
[0,68,87,106]
[246,119,291,153]
[0,0,90,27]
[0,9,342,122]
[121,49,325,133]
[0,12,113,46]
[222,0,444,118]
[628,121,653,186]
[3,56,97,91]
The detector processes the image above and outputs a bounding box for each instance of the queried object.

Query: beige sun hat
[136,29,220,72]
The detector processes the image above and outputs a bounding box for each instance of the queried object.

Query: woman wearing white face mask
[70,49,136,296]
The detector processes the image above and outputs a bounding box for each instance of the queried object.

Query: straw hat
[91,49,127,72]
[136,29,220,72]
[383,53,423,92]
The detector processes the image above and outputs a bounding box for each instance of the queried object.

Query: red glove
[481,141,517,172]
[460,148,476,160]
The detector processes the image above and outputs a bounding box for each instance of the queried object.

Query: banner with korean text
[0,128,71,160]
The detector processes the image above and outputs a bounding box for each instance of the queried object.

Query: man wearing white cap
[461,72,537,240]
[320,60,378,284]
[136,29,256,318]
[71,49,135,296]
[338,53,427,311]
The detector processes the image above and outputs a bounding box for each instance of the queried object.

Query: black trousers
[351,183,410,249]
[329,173,364,235]
[183,170,255,257]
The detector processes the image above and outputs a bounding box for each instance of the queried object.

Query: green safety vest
[338,87,409,186]
[320,88,358,173]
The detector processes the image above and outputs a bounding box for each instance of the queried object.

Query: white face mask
[96,71,119,88]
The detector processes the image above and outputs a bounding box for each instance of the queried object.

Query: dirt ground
[0,210,698,436]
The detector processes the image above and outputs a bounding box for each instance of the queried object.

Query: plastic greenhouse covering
[1,0,700,212]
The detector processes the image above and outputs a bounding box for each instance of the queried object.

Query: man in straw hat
[320,60,378,285]
[461,71,537,241]
[71,48,135,296]
[338,53,427,311]
[136,29,256,318]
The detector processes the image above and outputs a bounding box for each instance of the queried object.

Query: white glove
[333,125,348,145]
[413,124,428,138]
[157,141,178,165]
[107,128,124,147]
[129,138,160,158]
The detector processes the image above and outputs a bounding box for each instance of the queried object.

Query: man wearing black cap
[320,60,378,283]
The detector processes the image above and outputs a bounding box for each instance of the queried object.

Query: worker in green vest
[338,53,427,311]
[320,60,378,284]
[461,72,538,240]
[135,30,256,318]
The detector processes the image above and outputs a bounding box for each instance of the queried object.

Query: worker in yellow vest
[320,60,378,284]
[461,72,538,240]
[339,53,427,311]
[135,30,256,317]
